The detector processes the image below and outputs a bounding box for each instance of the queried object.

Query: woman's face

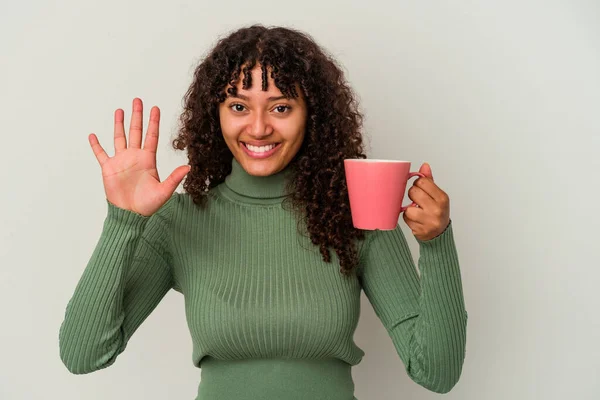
[218,64,307,177]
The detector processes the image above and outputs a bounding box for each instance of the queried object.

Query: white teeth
[246,143,276,153]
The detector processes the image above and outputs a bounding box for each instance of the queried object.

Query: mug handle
[400,172,427,213]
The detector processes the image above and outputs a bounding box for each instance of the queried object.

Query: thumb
[419,162,434,181]
[161,165,191,193]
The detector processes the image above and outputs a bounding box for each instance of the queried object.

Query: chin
[229,140,300,176]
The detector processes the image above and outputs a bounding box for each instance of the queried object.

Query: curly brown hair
[172,24,369,276]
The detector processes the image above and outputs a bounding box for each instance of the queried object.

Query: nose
[247,110,274,138]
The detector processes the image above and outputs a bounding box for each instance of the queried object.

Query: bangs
[222,56,300,101]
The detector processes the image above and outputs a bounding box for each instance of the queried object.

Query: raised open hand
[88,98,191,216]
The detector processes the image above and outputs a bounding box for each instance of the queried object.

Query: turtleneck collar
[219,157,293,204]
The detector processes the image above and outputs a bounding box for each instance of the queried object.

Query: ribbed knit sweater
[59,157,468,399]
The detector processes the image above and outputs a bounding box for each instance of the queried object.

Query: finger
[403,205,425,223]
[160,165,191,193]
[408,185,436,210]
[128,98,143,148]
[143,106,160,153]
[414,177,444,203]
[402,210,425,237]
[89,133,110,166]
[114,108,126,153]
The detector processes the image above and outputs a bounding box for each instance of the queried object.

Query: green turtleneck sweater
[59,157,468,399]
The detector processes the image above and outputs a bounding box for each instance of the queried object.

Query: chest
[170,204,362,356]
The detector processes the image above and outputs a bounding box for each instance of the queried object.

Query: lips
[242,141,279,147]
[240,141,281,159]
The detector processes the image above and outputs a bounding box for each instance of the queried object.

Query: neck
[221,157,293,203]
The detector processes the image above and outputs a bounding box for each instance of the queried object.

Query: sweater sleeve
[59,194,178,374]
[357,219,468,394]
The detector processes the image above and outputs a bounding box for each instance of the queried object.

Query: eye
[229,103,246,112]
[273,105,291,113]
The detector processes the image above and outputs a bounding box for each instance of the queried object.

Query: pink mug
[344,159,426,230]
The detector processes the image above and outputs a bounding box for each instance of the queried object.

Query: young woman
[59,24,468,399]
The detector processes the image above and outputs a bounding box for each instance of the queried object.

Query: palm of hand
[88,98,191,217]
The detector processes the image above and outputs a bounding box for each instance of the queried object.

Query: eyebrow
[227,93,291,102]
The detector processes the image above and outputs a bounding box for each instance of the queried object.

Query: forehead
[228,64,282,96]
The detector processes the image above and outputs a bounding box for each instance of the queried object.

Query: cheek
[293,130,306,147]
[219,112,244,140]
[277,115,307,143]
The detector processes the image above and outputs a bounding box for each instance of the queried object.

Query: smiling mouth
[241,142,280,147]
[241,142,281,150]
[240,141,282,157]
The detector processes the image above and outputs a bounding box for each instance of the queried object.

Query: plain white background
[1,1,598,399]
